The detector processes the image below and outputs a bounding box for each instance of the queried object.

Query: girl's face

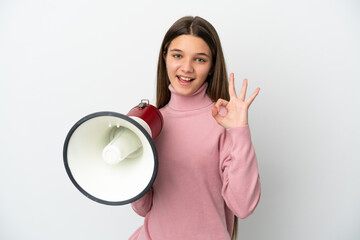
[164,35,212,96]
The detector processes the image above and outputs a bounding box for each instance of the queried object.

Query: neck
[167,82,213,111]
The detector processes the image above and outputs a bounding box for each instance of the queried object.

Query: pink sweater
[129,83,261,240]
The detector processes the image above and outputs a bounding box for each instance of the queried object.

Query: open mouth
[177,75,195,85]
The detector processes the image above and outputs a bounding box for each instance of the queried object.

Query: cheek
[166,60,181,75]
[198,65,212,77]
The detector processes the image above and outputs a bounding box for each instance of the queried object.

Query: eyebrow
[169,48,211,58]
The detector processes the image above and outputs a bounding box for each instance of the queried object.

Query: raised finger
[239,78,248,101]
[245,88,260,106]
[228,73,237,99]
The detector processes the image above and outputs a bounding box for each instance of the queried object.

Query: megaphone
[63,100,163,205]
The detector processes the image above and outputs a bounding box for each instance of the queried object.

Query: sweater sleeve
[131,188,153,217]
[219,125,261,219]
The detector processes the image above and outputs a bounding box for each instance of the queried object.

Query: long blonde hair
[156,16,238,240]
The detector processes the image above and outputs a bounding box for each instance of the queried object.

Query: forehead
[168,35,211,55]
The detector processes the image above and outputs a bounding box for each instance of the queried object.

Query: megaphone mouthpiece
[102,127,142,165]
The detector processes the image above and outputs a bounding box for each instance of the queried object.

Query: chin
[174,87,193,96]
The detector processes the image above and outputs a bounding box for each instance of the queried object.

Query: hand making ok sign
[211,73,260,129]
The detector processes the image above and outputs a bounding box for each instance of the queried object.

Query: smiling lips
[177,75,195,86]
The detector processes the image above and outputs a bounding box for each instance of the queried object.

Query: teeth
[180,76,193,81]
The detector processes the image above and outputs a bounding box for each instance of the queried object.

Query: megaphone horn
[63,100,163,205]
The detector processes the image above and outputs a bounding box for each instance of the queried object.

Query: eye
[173,54,182,59]
[196,58,206,63]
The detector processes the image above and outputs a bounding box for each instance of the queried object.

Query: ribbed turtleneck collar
[167,82,213,111]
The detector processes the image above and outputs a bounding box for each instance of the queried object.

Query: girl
[129,16,261,240]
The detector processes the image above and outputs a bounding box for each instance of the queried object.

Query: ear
[163,51,167,61]
[208,58,216,75]
[208,65,214,76]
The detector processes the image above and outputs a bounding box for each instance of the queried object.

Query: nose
[181,58,194,73]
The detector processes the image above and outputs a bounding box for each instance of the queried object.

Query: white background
[0,0,359,239]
